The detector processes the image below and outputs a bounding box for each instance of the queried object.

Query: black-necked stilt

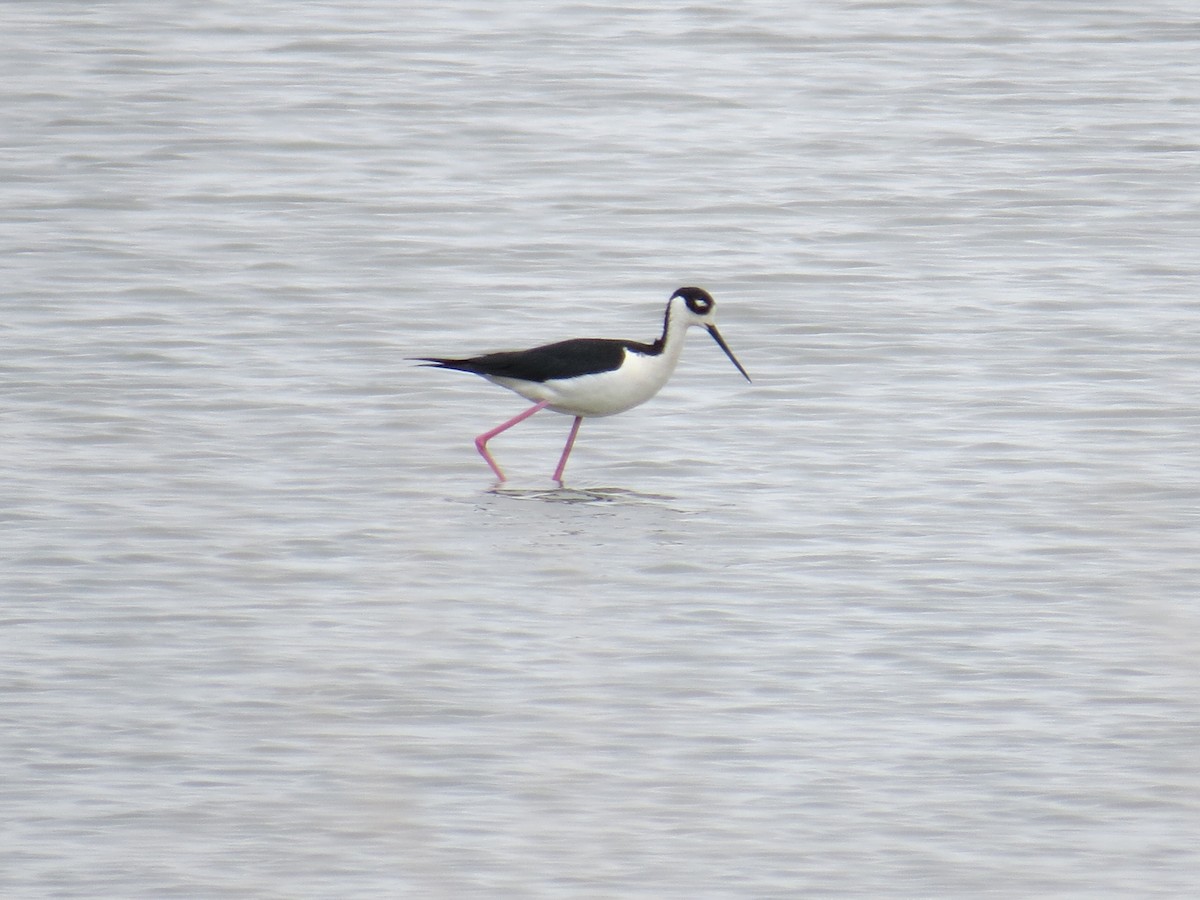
[416,286,751,482]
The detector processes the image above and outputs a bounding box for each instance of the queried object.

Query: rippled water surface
[4,1,1200,896]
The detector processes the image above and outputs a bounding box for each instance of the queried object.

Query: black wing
[417,338,647,383]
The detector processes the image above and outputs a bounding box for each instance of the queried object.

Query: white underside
[487,346,683,417]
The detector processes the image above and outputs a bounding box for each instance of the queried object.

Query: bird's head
[669,286,751,382]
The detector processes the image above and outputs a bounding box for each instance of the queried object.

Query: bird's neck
[651,299,692,362]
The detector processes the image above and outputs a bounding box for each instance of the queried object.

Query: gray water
[4,1,1200,897]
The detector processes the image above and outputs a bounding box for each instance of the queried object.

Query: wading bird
[416,286,751,482]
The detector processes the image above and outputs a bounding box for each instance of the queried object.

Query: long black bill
[706,325,752,382]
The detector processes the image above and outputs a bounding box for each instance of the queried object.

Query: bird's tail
[410,357,483,374]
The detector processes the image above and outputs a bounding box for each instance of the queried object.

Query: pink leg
[474,400,549,481]
[552,416,583,483]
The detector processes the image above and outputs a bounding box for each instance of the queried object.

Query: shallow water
[4,1,1200,896]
